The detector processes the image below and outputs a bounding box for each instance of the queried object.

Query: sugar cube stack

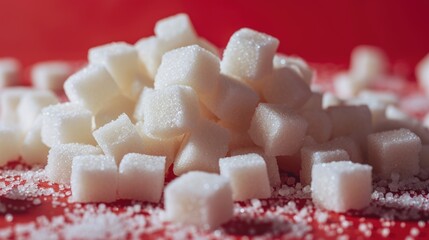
[164,171,233,230]
[311,161,372,212]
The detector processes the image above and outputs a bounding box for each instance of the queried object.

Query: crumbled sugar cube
[41,102,95,147]
[322,92,341,109]
[154,13,198,49]
[419,145,429,169]
[174,119,230,175]
[277,136,317,175]
[64,64,120,113]
[118,153,165,202]
[0,87,32,126]
[31,61,73,91]
[301,92,323,111]
[230,147,281,187]
[204,74,259,130]
[300,145,350,186]
[142,85,200,138]
[0,125,20,166]
[333,72,365,99]
[367,128,421,179]
[93,114,145,164]
[248,103,308,156]
[326,137,364,163]
[263,66,312,109]
[273,54,313,85]
[20,117,49,165]
[218,120,256,151]
[45,143,102,184]
[94,94,136,129]
[0,58,20,87]
[88,42,151,95]
[197,38,220,57]
[350,45,387,83]
[164,171,233,230]
[154,45,220,97]
[219,153,271,201]
[327,105,372,150]
[299,109,332,143]
[311,161,372,212]
[135,36,168,79]
[71,155,118,203]
[135,121,182,171]
[417,53,429,95]
[221,28,279,87]
[17,90,59,132]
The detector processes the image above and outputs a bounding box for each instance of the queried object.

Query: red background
[0,0,428,68]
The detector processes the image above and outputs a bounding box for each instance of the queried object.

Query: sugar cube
[0,87,32,126]
[367,128,421,179]
[198,38,220,57]
[419,145,429,170]
[273,54,313,85]
[154,45,220,97]
[41,103,95,147]
[350,45,387,83]
[230,147,281,187]
[325,137,364,164]
[154,13,198,49]
[135,36,168,79]
[277,136,317,175]
[93,114,145,164]
[174,120,230,175]
[332,72,365,99]
[45,143,102,184]
[221,28,279,87]
[417,53,429,95]
[94,94,136,129]
[219,153,271,201]
[300,145,350,186]
[218,121,256,151]
[164,171,233,230]
[142,85,200,138]
[300,92,323,111]
[0,125,20,166]
[248,103,308,156]
[118,153,165,202]
[311,161,372,212]
[299,109,332,143]
[0,58,20,87]
[263,66,312,109]
[71,155,118,203]
[20,117,50,165]
[64,64,120,113]
[31,61,73,91]
[322,92,341,109]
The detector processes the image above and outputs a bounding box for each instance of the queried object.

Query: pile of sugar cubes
[2,13,429,230]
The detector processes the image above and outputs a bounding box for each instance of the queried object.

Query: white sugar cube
[198,38,220,57]
[300,145,350,186]
[135,121,182,171]
[333,72,365,99]
[249,103,308,156]
[71,155,118,203]
[0,87,32,126]
[46,143,102,184]
[204,74,259,130]
[263,66,312,109]
[218,121,256,151]
[299,109,332,143]
[93,114,145,164]
[367,128,421,179]
[135,36,168,79]
[311,161,372,212]
[0,126,20,166]
[221,28,279,87]
[350,45,387,83]
[327,105,372,149]
[326,137,364,164]
[20,117,49,165]
[154,45,220,97]
[88,42,150,95]
[164,171,233,230]
[273,54,313,85]
[417,53,429,95]
[118,153,165,202]
[94,94,136,129]
[231,147,281,187]
[17,90,59,132]
[0,58,20,87]
[277,136,317,175]
[155,13,198,48]
[419,145,429,170]
[219,153,271,201]
[31,61,73,91]
[41,103,95,147]
[174,120,230,175]
[64,65,120,113]
[322,92,342,109]
[346,97,388,126]
[142,85,200,138]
